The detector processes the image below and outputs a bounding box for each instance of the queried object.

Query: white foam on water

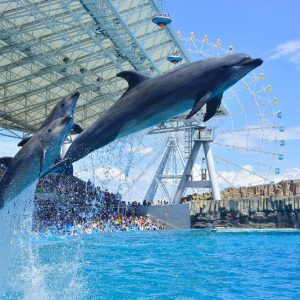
[0,181,88,299]
[0,181,37,297]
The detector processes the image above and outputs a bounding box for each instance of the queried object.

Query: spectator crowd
[33,174,166,236]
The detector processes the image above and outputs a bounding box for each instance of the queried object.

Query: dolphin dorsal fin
[18,136,32,147]
[117,71,150,90]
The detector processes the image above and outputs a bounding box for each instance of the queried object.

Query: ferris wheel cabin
[152,14,172,28]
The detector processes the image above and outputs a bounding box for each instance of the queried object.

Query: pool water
[2,229,300,299]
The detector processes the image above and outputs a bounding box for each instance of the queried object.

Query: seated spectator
[33,174,167,237]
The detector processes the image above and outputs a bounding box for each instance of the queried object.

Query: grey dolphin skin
[51,53,263,169]
[17,91,82,147]
[0,116,73,208]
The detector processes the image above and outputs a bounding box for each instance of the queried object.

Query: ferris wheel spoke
[214,154,268,180]
[122,143,166,196]
[155,177,172,202]
[256,160,278,172]
[216,170,235,186]
[216,125,279,136]
[227,100,273,118]
[214,142,279,156]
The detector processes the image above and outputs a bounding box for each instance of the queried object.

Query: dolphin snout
[70,91,80,102]
[237,57,263,67]
[254,58,263,66]
[72,91,80,98]
[65,91,80,103]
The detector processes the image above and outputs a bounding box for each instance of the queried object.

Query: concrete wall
[137,204,191,229]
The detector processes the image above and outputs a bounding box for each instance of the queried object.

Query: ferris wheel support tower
[145,123,221,204]
[173,126,221,204]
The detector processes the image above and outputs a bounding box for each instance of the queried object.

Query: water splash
[0,182,87,299]
[0,182,36,297]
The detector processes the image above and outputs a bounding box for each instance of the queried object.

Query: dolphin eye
[48,129,52,132]
[222,64,230,69]
[61,103,65,107]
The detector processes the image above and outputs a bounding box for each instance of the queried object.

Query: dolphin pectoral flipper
[117,71,150,90]
[203,94,223,122]
[186,93,211,119]
[72,123,83,134]
[18,136,32,147]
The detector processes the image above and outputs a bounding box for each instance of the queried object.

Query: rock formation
[182,179,300,202]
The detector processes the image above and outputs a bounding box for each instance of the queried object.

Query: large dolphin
[49,53,263,168]
[17,91,82,147]
[0,116,73,208]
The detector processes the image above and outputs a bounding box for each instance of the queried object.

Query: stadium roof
[0,0,189,136]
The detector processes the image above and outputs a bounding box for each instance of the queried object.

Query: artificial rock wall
[190,197,300,229]
[182,179,300,202]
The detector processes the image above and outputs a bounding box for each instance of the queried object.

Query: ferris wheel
[73,33,284,204]
[178,33,284,183]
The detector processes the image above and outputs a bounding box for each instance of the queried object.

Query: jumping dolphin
[47,53,263,170]
[0,116,73,208]
[17,91,82,147]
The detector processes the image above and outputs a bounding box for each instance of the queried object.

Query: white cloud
[277,126,300,141]
[74,165,131,183]
[272,168,300,182]
[94,167,128,182]
[0,141,19,157]
[74,164,134,194]
[126,146,153,155]
[269,38,300,64]
[192,163,205,181]
[73,168,90,181]
[218,130,259,148]
[216,125,300,154]
[216,125,272,151]
[216,165,300,190]
[217,164,264,188]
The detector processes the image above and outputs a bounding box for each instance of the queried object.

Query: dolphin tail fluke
[42,159,73,177]
[203,94,223,122]
[18,136,32,147]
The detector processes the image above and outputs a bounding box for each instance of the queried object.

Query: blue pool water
[2,229,300,299]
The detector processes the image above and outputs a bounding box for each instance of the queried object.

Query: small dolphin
[17,91,82,147]
[48,53,263,169]
[0,116,73,208]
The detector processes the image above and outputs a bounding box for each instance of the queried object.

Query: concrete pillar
[203,142,221,201]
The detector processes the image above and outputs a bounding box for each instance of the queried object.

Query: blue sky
[0,1,300,197]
